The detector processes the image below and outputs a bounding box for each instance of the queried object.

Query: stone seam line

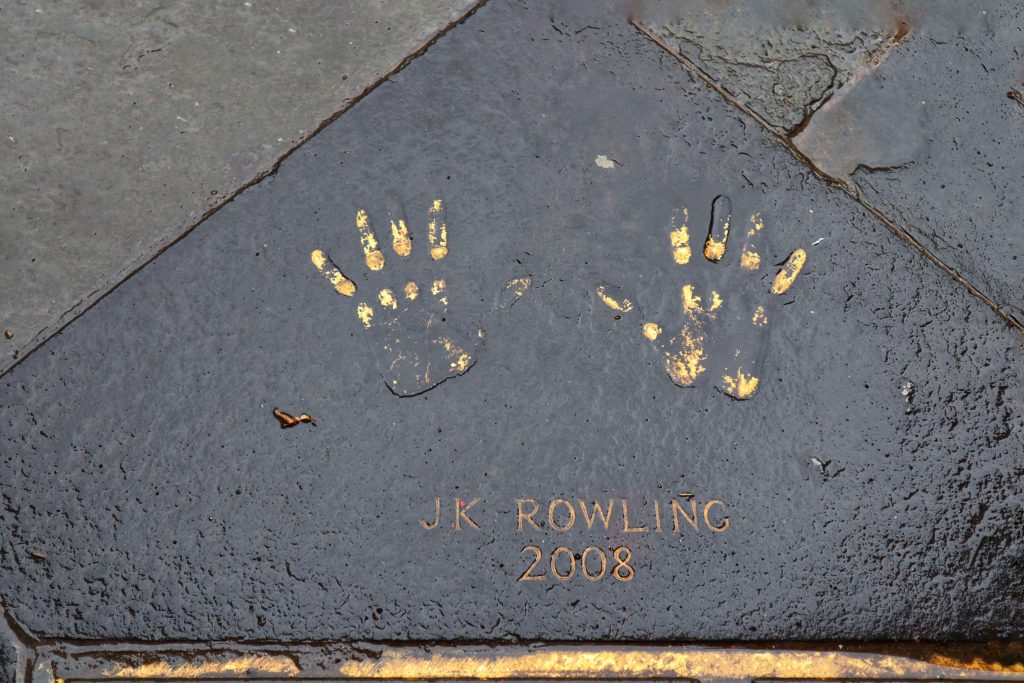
[631,20,1024,337]
[0,0,490,380]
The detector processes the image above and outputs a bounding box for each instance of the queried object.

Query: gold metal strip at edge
[26,642,1024,683]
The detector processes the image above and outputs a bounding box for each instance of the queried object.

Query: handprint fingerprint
[598,195,805,400]
[311,199,530,397]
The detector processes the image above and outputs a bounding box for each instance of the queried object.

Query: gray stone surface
[0,607,28,683]
[1,0,1021,644]
[0,0,478,374]
[637,2,898,134]
[640,1,1024,327]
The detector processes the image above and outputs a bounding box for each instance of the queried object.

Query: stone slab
[639,0,1024,326]
[0,0,1021,646]
[0,0,478,373]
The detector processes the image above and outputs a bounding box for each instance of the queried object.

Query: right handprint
[597,195,806,400]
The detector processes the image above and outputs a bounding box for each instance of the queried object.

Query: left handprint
[311,199,530,396]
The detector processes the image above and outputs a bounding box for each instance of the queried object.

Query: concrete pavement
[0,0,478,373]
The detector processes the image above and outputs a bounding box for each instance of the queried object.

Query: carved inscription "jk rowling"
[418,494,730,584]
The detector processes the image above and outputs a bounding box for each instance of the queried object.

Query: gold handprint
[311,199,529,396]
[599,195,805,400]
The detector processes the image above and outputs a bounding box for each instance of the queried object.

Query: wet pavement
[1,0,1023,680]
[0,0,478,374]
[638,0,1024,329]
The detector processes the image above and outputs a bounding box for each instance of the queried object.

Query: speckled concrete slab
[638,0,1024,327]
[1,0,1021,649]
[0,0,478,373]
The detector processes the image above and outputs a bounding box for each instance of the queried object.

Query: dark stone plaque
[1,0,1021,665]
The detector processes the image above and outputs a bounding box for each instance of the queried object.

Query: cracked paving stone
[637,0,1024,328]
[0,0,1022,651]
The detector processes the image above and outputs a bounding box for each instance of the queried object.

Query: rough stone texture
[0,0,478,374]
[0,608,25,683]
[640,0,1024,328]
[638,2,898,134]
[0,636,12,683]
[1,0,1022,644]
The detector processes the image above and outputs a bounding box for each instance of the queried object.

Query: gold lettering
[548,499,576,531]
[419,497,441,530]
[671,496,700,532]
[612,546,635,581]
[517,498,542,531]
[550,546,576,580]
[704,499,730,532]
[455,497,480,531]
[621,499,648,533]
[581,546,607,581]
[654,500,662,532]
[518,546,546,581]
[578,499,615,529]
